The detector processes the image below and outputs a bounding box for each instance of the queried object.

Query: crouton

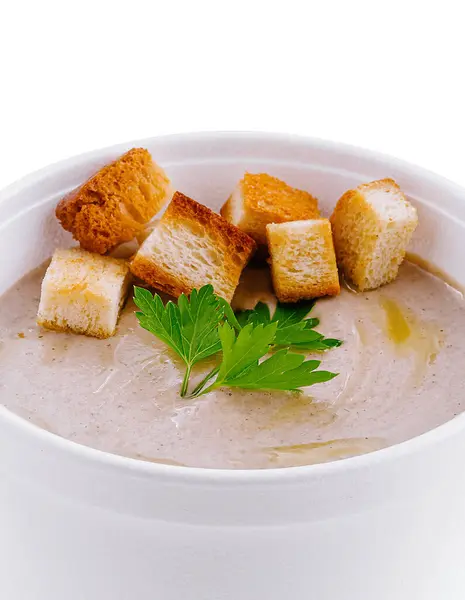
[220,173,320,245]
[56,148,172,255]
[330,178,418,291]
[131,192,256,302]
[37,248,131,338]
[266,219,340,302]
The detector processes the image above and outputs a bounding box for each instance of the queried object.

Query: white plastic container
[1,132,465,600]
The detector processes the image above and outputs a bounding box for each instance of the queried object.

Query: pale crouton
[37,248,131,338]
[56,148,172,255]
[330,178,418,291]
[221,173,320,245]
[131,192,256,302]
[266,219,340,303]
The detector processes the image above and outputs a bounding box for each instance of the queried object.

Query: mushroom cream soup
[0,258,463,469]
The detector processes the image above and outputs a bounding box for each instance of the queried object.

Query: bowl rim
[1,129,464,485]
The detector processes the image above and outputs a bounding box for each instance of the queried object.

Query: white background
[1,0,464,189]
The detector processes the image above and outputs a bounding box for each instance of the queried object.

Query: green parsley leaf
[235,302,271,328]
[134,285,223,396]
[234,300,342,351]
[217,297,242,331]
[290,338,343,351]
[317,338,343,348]
[274,322,324,346]
[235,301,314,328]
[272,300,316,327]
[303,318,320,329]
[225,350,337,390]
[193,323,337,396]
[216,322,278,382]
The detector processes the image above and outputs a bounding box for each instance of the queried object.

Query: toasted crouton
[267,219,340,303]
[220,173,320,245]
[131,192,256,302]
[37,248,131,338]
[330,179,418,291]
[56,148,172,255]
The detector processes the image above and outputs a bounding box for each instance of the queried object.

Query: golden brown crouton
[56,148,172,255]
[220,173,320,245]
[131,192,256,302]
[266,219,340,303]
[37,248,131,338]
[330,178,418,291]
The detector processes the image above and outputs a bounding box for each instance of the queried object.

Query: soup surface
[1,260,464,468]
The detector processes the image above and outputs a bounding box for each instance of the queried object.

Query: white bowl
[1,132,465,600]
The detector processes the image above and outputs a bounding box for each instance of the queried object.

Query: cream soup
[0,260,464,469]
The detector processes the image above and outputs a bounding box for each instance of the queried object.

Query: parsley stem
[187,365,220,399]
[192,382,217,398]
[180,364,192,397]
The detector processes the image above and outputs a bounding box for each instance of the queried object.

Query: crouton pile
[37,147,418,339]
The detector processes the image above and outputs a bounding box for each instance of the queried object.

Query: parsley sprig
[134,285,341,398]
[134,285,223,396]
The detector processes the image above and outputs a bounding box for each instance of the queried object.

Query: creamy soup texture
[1,260,464,469]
